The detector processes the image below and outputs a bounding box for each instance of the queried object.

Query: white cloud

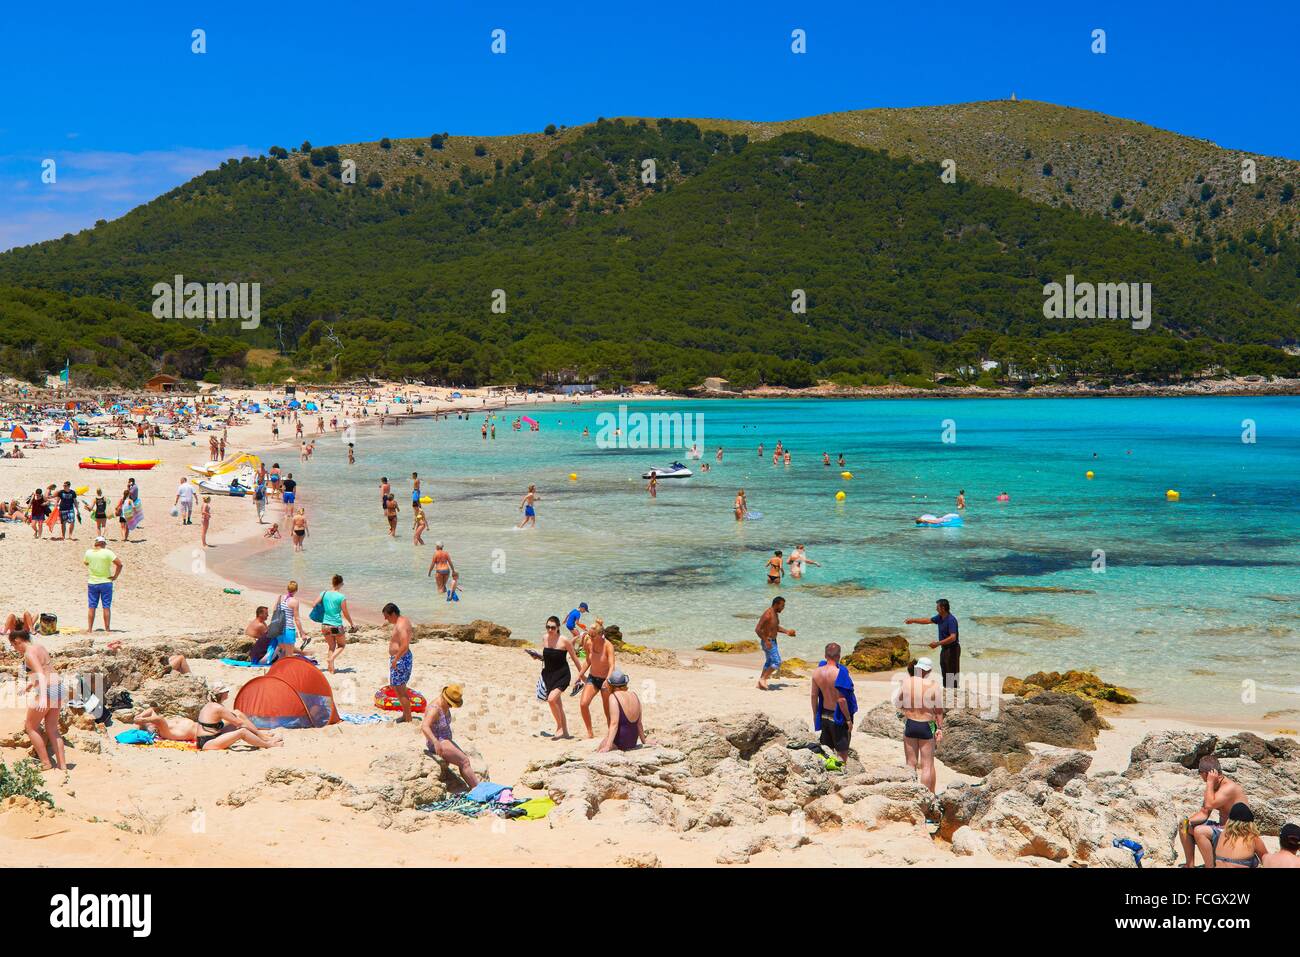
[0,145,255,251]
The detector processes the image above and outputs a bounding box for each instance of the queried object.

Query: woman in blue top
[317,574,355,674]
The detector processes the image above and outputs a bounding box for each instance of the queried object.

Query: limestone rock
[134,674,212,719]
[844,632,911,672]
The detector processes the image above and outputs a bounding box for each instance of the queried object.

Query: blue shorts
[524,505,535,517]
[763,642,781,670]
[88,581,113,609]
[60,509,75,523]
[283,491,295,504]
[390,650,413,687]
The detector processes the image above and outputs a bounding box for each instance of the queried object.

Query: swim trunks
[87,581,113,609]
[283,491,296,504]
[524,505,535,517]
[818,710,851,753]
[763,641,781,670]
[588,675,606,692]
[390,649,413,687]
[903,718,935,740]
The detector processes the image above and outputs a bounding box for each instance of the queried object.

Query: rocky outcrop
[519,712,933,843]
[935,729,1300,865]
[131,674,213,720]
[844,632,911,672]
[698,640,759,653]
[411,619,523,648]
[859,690,1108,776]
[1003,670,1137,704]
[220,746,488,814]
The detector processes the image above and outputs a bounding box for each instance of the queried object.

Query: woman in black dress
[530,615,582,739]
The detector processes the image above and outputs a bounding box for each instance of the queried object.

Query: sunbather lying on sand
[134,684,282,750]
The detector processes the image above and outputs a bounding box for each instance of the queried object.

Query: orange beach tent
[233,658,339,730]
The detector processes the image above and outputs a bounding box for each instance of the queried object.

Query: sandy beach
[2,383,1296,868]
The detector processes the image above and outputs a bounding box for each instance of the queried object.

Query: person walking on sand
[55,481,78,540]
[421,684,479,787]
[91,488,108,536]
[427,542,455,593]
[7,625,67,773]
[318,574,356,674]
[517,484,539,529]
[200,495,212,547]
[175,475,196,525]
[755,596,794,690]
[597,670,645,752]
[905,598,961,690]
[528,615,582,739]
[812,643,856,762]
[381,603,415,722]
[892,658,944,794]
[84,535,122,633]
[576,620,616,738]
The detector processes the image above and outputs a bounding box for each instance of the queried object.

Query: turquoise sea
[225,396,1300,720]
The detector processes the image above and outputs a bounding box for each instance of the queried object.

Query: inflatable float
[375,686,427,713]
[79,457,159,471]
[915,513,963,527]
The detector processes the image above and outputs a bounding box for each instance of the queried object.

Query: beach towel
[220,657,270,668]
[339,712,396,725]
[115,729,155,745]
[515,797,556,820]
[466,782,510,804]
[418,796,487,818]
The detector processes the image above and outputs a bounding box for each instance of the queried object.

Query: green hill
[1,116,1297,389]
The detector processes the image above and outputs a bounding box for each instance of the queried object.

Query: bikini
[196,718,232,750]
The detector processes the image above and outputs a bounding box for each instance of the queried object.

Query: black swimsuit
[541,646,570,694]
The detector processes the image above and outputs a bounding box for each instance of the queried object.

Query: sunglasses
[546,624,558,631]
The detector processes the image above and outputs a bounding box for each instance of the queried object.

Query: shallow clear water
[230,396,1300,720]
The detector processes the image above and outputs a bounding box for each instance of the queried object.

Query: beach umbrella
[10,425,28,440]
[304,401,318,411]
[288,399,301,409]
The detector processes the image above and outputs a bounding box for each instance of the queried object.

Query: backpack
[265,596,286,642]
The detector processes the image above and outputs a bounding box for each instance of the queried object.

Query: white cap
[914,657,933,674]
[94,535,107,545]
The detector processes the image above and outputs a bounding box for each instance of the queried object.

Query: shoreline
[711,377,1300,401]
[196,397,1295,735]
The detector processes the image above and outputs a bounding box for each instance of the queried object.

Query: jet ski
[642,462,692,480]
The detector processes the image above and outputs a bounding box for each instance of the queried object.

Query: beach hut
[143,374,182,393]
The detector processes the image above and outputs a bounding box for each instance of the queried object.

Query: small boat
[194,463,257,495]
[642,462,692,480]
[79,457,160,471]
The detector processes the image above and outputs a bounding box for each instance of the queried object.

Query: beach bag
[38,613,58,636]
[309,599,325,624]
[265,597,286,642]
[535,675,547,702]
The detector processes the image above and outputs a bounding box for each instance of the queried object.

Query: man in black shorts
[811,642,856,761]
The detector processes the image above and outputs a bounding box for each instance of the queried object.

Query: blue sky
[2,1,1297,251]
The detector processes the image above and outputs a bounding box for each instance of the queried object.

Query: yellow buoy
[419,495,432,504]
[835,490,846,501]
[569,473,578,481]
[1085,471,1094,479]
[840,471,853,479]
[1166,489,1179,501]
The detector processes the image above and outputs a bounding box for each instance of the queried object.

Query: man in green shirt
[83,536,123,633]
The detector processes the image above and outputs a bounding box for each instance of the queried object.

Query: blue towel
[115,729,156,745]
[465,782,509,803]
[220,657,269,668]
[812,660,858,729]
